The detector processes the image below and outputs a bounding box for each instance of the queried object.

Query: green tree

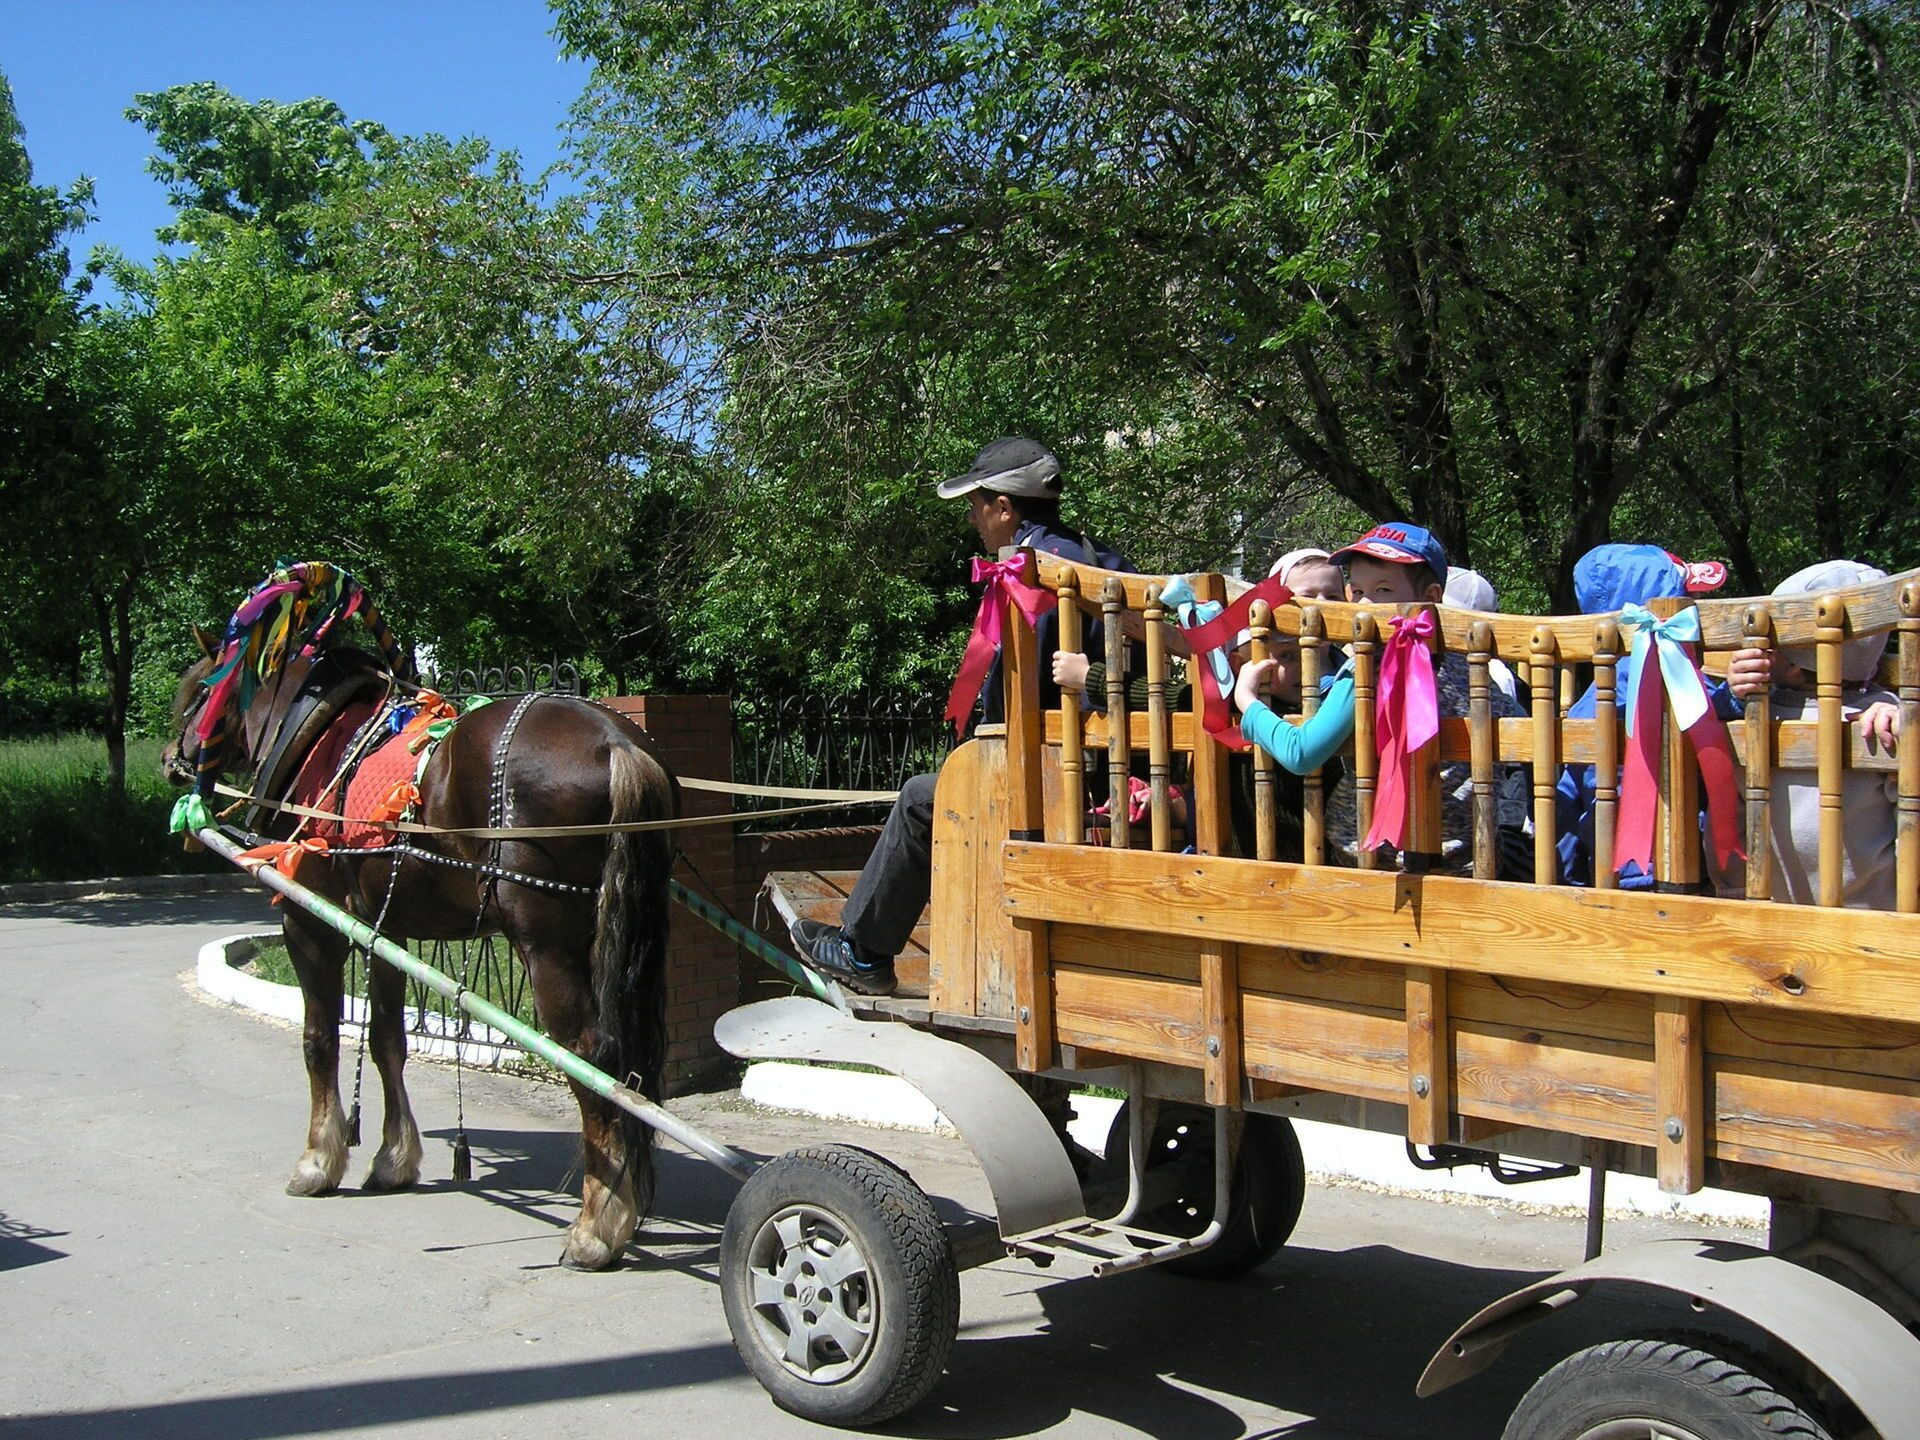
[554,0,1920,615]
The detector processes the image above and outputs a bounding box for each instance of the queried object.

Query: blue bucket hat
[1573,544,1728,614]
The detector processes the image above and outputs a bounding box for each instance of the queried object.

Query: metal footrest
[1004,1216,1213,1279]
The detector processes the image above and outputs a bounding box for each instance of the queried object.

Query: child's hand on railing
[1234,658,1275,716]
[1859,701,1901,755]
[1052,651,1091,693]
[1727,647,1774,699]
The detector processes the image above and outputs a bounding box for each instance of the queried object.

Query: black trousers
[840,771,938,960]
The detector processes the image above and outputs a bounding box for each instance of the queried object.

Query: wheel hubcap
[745,1203,876,1384]
[1575,1422,1707,1440]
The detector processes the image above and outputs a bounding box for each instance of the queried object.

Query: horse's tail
[590,742,674,1218]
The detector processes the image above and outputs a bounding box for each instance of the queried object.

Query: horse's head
[160,626,220,788]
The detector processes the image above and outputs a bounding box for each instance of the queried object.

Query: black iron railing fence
[731,690,950,831]
[420,659,583,700]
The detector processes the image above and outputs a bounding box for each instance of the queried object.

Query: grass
[0,733,226,884]
[249,936,547,1036]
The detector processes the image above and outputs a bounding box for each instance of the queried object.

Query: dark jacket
[978,518,1135,727]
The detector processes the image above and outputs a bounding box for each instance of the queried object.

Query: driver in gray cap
[790,436,1133,995]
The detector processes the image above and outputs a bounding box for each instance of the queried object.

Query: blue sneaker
[788,919,898,997]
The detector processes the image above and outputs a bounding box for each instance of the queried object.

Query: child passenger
[1234,523,1530,875]
[1720,560,1902,909]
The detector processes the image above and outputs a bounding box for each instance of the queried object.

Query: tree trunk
[92,584,134,801]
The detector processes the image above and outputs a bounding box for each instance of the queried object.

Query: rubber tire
[1102,1103,1307,1279]
[720,1145,959,1428]
[1503,1338,1835,1439]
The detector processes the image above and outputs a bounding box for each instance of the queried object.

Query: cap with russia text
[1332,522,1449,577]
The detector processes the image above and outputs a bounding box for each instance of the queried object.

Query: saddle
[247,652,391,836]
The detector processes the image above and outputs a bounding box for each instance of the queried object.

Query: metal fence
[731,690,950,830]
[420,659,583,700]
[344,936,537,1070]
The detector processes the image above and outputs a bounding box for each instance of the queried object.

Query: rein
[204,774,900,839]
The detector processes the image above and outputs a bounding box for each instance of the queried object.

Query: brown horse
[164,643,678,1270]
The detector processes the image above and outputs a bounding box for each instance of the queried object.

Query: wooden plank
[1241,944,1408,1009]
[763,869,930,993]
[1051,964,1202,1066]
[1713,1057,1920,1194]
[1300,608,1328,865]
[975,741,1015,1020]
[1655,995,1706,1193]
[1452,971,1649,1046]
[1705,1004,1920,1086]
[928,741,984,1014]
[1003,585,1051,1069]
[1453,1019,1656,1147]
[1185,574,1241,1105]
[1406,967,1450,1145]
[1052,923,1201,981]
[1250,599,1279,863]
[1045,710,1199,752]
[1241,992,1405,1102]
[1000,843,1920,1023]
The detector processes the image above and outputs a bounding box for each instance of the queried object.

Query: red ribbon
[1175,575,1294,750]
[236,836,333,903]
[944,554,1054,737]
[1364,611,1440,852]
[1616,664,1746,876]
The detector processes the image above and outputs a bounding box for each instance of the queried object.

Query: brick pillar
[599,693,739,1096]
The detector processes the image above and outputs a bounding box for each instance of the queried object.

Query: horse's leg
[362,945,422,1191]
[282,905,350,1197]
[515,932,636,1271]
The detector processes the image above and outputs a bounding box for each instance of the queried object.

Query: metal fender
[1418,1236,1920,1437]
[713,996,1085,1239]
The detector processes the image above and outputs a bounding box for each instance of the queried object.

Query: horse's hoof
[560,1234,621,1271]
[361,1163,419,1193]
[363,1136,422,1192]
[286,1164,339,1197]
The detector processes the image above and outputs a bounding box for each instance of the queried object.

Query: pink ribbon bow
[1364,610,1440,852]
[944,554,1054,737]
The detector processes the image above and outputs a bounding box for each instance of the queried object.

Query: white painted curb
[742,1061,1767,1227]
[196,932,527,1067]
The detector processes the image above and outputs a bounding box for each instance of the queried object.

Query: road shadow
[0,1344,746,1439]
[0,1209,69,1273]
[6,890,277,929]
[884,1241,1719,1440]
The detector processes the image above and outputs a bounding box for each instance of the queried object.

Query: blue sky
[4,1,590,275]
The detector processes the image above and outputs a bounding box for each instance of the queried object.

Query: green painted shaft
[667,878,846,1009]
[198,828,755,1181]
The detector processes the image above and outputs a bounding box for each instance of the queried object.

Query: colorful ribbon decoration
[1616,604,1745,875]
[235,836,333,901]
[1363,610,1440,852]
[168,793,213,836]
[944,553,1054,737]
[1161,574,1294,750]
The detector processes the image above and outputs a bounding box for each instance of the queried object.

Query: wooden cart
[728,555,1920,1438]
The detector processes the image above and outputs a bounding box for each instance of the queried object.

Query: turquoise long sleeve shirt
[1238,663,1356,775]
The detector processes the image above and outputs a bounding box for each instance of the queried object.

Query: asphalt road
[0,892,1752,1439]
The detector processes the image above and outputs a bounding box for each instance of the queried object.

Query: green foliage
[0,734,224,882]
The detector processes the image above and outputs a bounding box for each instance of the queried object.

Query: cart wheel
[720,1144,959,1427]
[1102,1103,1306,1278]
[1503,1337,1834,1439]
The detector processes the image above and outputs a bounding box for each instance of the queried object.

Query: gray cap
[1774,559,1891,683]
[935,436,1062,500]
[1443,566,1498,612]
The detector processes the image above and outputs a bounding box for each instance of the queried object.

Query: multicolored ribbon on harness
[945,553,1053,738]
[1616,603,1745,875]
[193,561,413,798]
[1363,610,1440,852]
[1160,574,1293,751]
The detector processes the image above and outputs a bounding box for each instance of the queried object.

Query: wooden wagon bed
[780,556,1920,1214]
